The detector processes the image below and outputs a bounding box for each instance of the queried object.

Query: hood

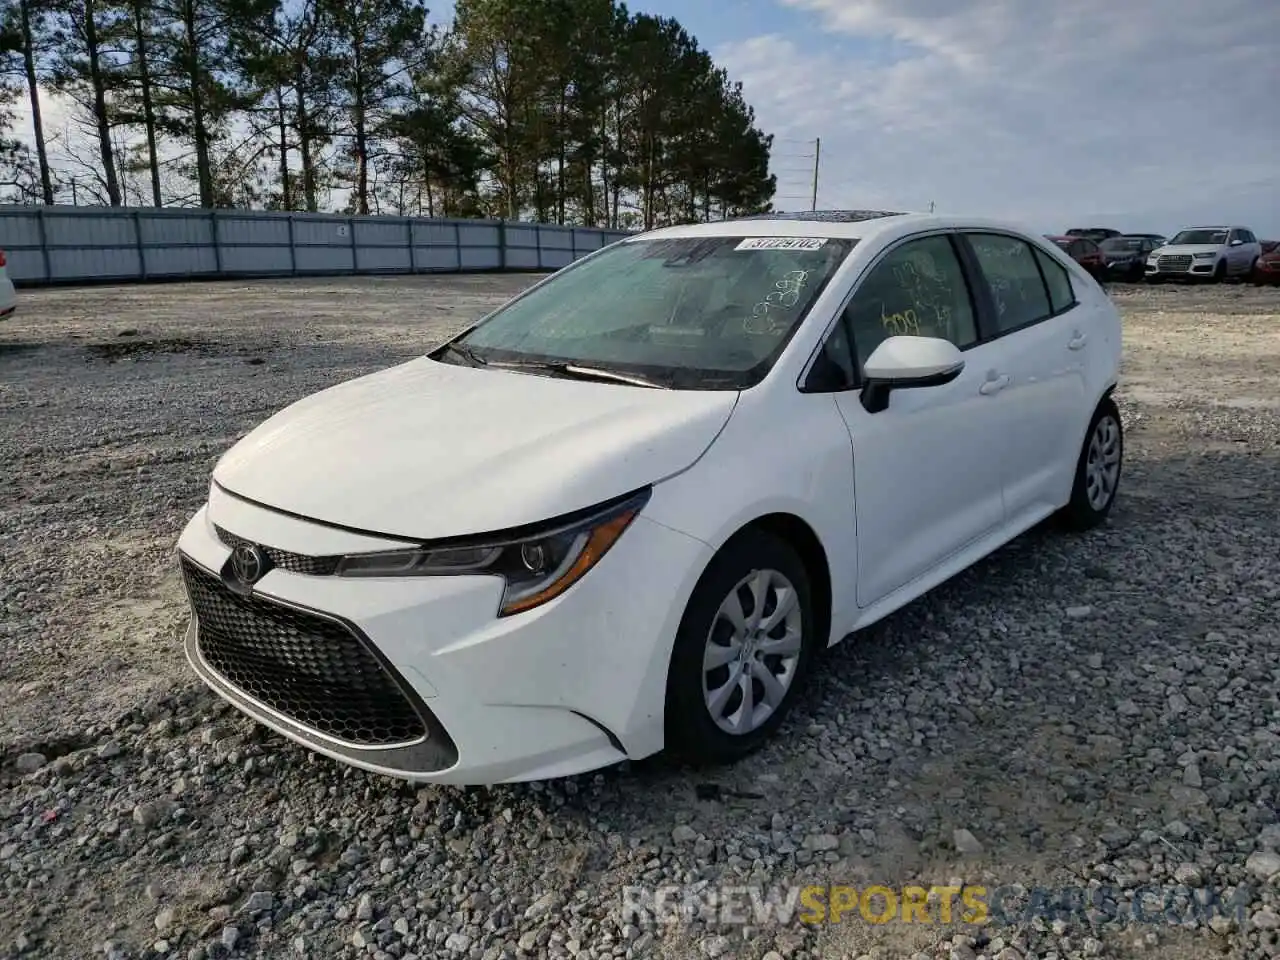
[212,357,740,540]
[1156,243,1223,256]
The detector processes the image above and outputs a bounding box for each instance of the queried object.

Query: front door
[827,232,1007,607]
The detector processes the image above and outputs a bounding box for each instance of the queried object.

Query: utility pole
[810,138,820,211]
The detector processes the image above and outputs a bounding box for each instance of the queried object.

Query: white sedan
[176,211,1123,785]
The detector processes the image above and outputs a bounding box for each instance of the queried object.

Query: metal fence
[0,205,633,286]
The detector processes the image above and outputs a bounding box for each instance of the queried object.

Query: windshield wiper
[557,363,669,388]
[487,358,669,389]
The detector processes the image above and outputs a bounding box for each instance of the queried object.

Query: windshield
[1101,238,1143,252]
[444,235,857,389]
[1171,229,1228,245]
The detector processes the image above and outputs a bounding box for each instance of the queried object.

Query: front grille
[1157,255,1193,272]
[214,525,340,576]
[180,557,427,746]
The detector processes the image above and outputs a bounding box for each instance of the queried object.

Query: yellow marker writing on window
[881,307,920,335]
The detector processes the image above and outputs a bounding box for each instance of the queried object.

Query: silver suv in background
[1146,226,1262,282]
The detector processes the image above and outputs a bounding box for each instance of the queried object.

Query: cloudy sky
[650,0,1280,236]
[11,0,1279,236]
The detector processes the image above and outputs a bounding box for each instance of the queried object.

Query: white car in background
[1145,226,1262,282]
[0,248,16,319]
[176,211,1124,785]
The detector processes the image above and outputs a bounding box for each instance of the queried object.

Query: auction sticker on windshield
[735,237,828,251]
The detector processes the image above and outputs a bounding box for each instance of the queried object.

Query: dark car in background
[1048,235,1107,281]
[1066,227,1123,243]
[1099,235,1162,281]
[1254,240,1280,285]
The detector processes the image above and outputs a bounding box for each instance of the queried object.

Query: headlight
[1193,252,1216,259]
[333,489,650,616]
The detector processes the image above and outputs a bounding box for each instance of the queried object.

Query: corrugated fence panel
[293,217,354,246]
[357,246,412,272]
[538,225,575,269]
[220,246,293,274]
[3,212,42,247]
[219,215,289,245]
[354,219,406,246]
[144,246,218,276]
[0,205,634,285]
[139,214,212,247]
[45,211,134,248]
[50,247,140,280]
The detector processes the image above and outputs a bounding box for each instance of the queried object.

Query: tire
[664,528,816,765]
[1058,397,1123,531]
[1212,260,1227,282]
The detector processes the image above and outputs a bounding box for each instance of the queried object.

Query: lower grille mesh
[181,558,426,746]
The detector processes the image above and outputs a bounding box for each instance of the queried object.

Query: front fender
[644,388,858,646]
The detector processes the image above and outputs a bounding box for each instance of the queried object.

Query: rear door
[957,232,1090,526]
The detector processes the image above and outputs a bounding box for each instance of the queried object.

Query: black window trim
[797,228,982,394]
[954,230,1081,346]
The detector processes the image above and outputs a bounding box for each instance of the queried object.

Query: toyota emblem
[230,543,267,585]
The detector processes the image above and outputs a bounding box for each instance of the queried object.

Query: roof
[629,211,1054,245]
[727,209,908,224]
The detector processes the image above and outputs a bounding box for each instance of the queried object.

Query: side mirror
[860,336,965,413]
[1230,239,1244,246]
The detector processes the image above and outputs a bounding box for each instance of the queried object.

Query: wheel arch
[729,512,834,651]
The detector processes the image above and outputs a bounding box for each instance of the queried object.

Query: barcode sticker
[734,237,828,251]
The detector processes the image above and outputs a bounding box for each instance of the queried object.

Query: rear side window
[967,233,1052,333]
[1033,247,1076,314]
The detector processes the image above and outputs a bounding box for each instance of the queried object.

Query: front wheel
[664,529,815,765]
[1058,397,1123,531]
[1212,259,1227,282]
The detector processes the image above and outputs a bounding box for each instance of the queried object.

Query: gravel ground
[2,276,1279,960]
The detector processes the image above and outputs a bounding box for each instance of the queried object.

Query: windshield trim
[435,234,858,392]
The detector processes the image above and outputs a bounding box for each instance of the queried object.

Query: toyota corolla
[176,211,1124,785]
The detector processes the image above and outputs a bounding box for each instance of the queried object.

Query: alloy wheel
[701,568,803,735]
[1085,414,1121,511]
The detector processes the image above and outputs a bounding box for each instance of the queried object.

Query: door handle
[979,374,1010,395]
[1068,332,1088,350]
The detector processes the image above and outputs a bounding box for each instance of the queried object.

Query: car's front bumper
[1145,255,1218,278]
[1104,258,1142,276]
[1254,260,1280,284]
[176,486,713,784]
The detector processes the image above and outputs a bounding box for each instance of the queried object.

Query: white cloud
[8,85,74,150]
[717,0,1280,234]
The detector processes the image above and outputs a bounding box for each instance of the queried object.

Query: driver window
[841,235,978,368]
